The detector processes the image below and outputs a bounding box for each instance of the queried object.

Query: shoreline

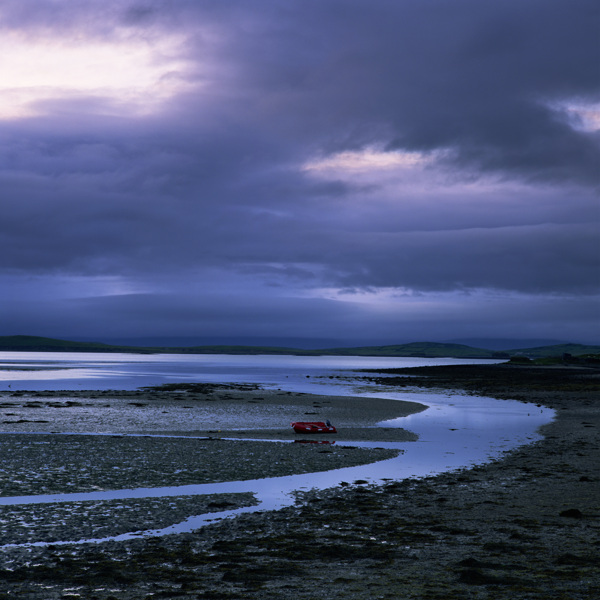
[0,364,598,598]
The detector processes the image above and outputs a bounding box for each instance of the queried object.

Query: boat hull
[291,421,337,434]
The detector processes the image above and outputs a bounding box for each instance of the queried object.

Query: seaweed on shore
[359,363,600,402]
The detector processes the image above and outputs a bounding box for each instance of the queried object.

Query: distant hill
[0,336,316,356]
[505,343,600,359]
[447,338,570,350]
[0,335,598,359]
[318,342,505,358]
[0,335,155,354]
[161,344,317,356]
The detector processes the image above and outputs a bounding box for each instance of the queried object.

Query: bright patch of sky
[547,99,600,132]
[0,30,192,119]
[303,147,432,173]
[566,103,600,131]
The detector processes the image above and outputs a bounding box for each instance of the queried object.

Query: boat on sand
[291,420,337,434]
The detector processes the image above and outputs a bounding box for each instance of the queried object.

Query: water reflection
[0,353,554,547]
[0,386,553,548]
[0,351,502,391]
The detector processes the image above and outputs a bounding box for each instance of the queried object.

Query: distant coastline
[0,334,598,361]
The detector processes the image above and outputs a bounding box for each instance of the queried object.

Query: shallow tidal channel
[0,379,553,548]
[0,386,410,547]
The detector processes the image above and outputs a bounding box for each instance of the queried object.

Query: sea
[0,351,507,392]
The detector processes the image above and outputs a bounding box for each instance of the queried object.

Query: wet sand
[0,365,598,599]
[0,385,423,441]
[0,386,419,553]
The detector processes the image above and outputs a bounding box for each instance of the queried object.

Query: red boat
[291,421,337,434]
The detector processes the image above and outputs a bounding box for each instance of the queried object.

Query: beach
[0,364,598,598]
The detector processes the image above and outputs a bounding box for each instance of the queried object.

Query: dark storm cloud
[0,0,598,343]
[1,289,365,341]
[3,286,599,346]
[161,0,600,183]
[3,0,598,181]
[322,223,599,294]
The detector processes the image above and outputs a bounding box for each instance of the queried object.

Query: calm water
[0,352,554,545]
[0,351,502,391]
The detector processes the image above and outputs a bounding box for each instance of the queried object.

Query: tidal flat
[0,387,417,555]
[0,366,598,599]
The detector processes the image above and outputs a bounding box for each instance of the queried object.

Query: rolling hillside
[1,335,598,359]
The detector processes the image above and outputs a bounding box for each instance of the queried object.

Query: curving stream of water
[0,353,554,547]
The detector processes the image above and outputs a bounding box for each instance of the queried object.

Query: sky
[0,0,599,348]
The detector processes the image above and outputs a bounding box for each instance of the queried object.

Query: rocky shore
[0,365,598,599]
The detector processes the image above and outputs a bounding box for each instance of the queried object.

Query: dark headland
[1,334,599,359]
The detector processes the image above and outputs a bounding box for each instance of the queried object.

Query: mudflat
[0,384,423,441]
[0,364,598,599]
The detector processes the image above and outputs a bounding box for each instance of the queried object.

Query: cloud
[3,1,598,180]
[0,28,191,119]
[164,0,600,184]
[0,0,598,344]
[3,279,599,345]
